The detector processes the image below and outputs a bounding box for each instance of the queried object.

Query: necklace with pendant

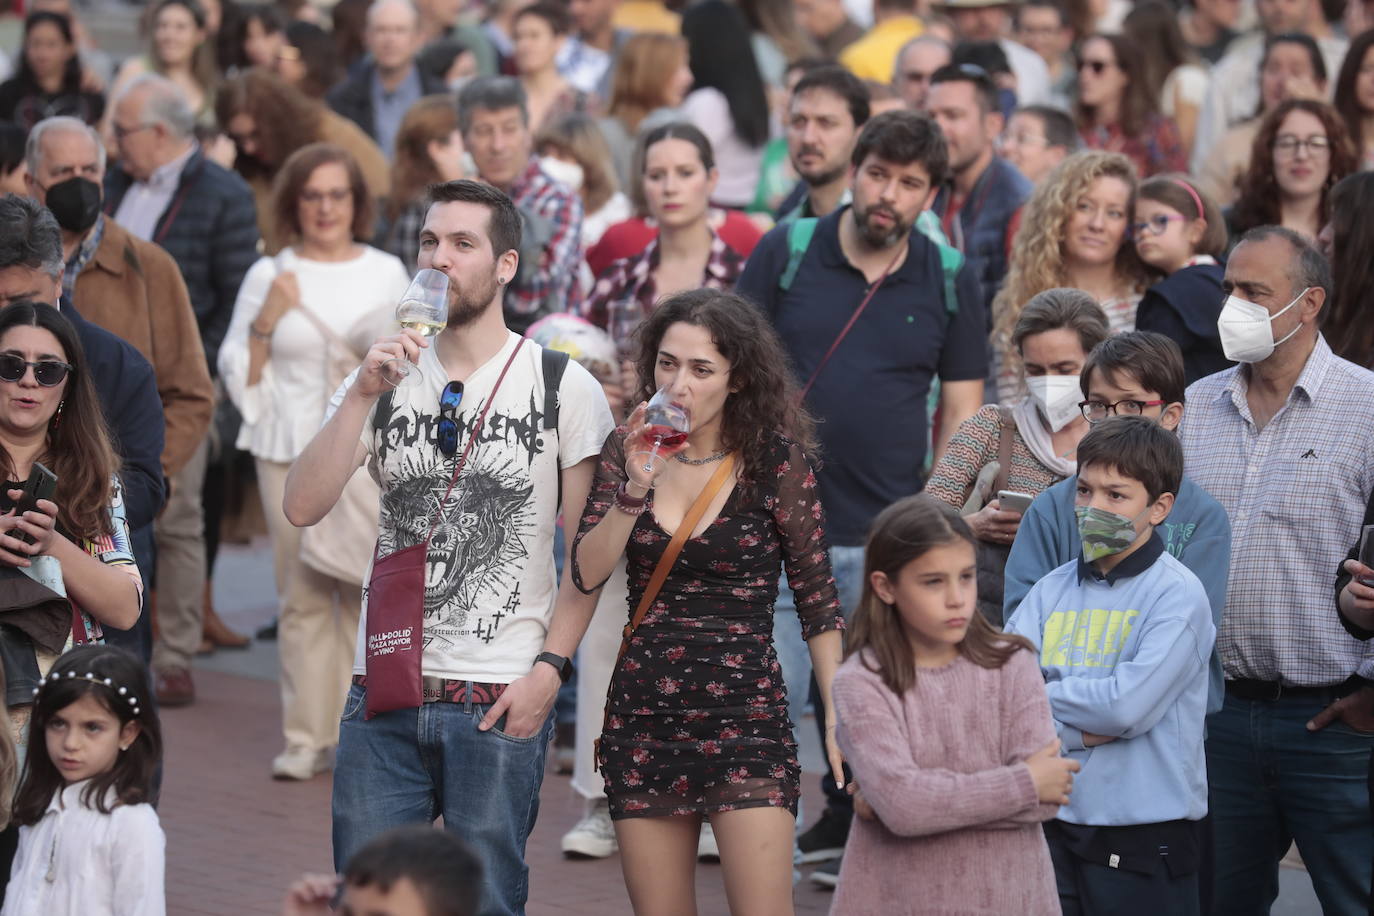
[673,449,729,465]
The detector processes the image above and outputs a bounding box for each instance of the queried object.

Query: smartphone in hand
[997,490,1034,514]
[1359,525,1374,586]
[11,462,57,546]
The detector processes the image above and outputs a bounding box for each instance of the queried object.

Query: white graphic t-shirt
[326,332,613,683]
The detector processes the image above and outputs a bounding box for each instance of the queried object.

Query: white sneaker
[698,821,720,861]
[561,798,618,859]
[271,746,331,781]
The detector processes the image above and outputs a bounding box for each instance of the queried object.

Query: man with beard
[774,65,871,225]
[284,179,613,916]
[736,110,986,883]
[928,63,1031,323]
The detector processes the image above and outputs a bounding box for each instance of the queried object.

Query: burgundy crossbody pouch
[363,339,526,719]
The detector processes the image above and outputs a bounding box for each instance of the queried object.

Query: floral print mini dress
[574,430,842,820]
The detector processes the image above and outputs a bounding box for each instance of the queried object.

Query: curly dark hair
[1230,98,1357,236]
[1322,171,1374,367]
[630,289,816,484]
[214,67,323,176]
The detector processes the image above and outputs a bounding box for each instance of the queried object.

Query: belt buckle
[421,676,445,703]
[1260,681,1283,702]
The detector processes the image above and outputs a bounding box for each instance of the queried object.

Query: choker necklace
[674,449,729,465]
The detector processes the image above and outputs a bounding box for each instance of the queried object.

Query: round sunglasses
[0,354,73,387]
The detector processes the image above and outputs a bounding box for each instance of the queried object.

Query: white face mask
[1026,374,1082,432]
[540,156,584,193]
[1217,287,1307,363]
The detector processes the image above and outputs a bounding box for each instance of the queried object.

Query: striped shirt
[1181,335,1374,684]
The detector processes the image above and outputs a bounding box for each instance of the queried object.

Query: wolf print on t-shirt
[373,391,553,648]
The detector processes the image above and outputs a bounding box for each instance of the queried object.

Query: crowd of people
[0,0,1367,911]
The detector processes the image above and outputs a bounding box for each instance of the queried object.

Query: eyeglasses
[1130,213,1187,237]
[300,188,352,206]
[0,354,72,387]
[1003,131,1048,148]
[436,381,464,456]
[1079,59,1113,75]
[1079,398,1165,420]
[1273,135,1331,158]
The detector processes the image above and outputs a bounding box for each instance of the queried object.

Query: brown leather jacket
[72,217,214,476]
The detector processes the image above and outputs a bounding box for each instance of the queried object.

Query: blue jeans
[1207,691,1374,916]
[332,683,554,916]
[772,545,866,813]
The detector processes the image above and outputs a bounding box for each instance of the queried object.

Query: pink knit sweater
[831,648,1062,915]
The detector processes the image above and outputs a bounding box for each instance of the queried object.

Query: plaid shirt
[1181,335,1374,684]
[579,233,744,353]
[62,213,105,300]
[383,199,427,275]
[506,158,584,326]
[1081,115,1187,179]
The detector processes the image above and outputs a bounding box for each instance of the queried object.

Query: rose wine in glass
[383,268,449,388]
[637,387,690,473]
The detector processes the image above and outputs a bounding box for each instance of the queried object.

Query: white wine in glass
[384,269,450,387]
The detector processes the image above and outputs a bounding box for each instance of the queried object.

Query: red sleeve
[1005,206,1023,262]
[586,218,655,277]
[718,210,764,258]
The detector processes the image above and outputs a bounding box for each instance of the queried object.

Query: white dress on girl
[1,780,165,916]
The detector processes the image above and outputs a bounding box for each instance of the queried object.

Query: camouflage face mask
[1074,504,1147,562]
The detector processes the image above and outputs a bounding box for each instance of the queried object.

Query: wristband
[613,482,649,515]
[249,323,273,341]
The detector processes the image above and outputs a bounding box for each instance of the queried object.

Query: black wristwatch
[535,651,574,683]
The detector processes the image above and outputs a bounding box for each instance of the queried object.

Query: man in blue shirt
[737,109,987,877]
[328,0,447,160]
[927,63,1031,329]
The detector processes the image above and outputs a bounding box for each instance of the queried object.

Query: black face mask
[43,176,102,234]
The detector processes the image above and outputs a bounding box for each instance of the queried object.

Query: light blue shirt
[371,65,423,161]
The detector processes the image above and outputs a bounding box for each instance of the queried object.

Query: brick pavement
[160,666,837,915]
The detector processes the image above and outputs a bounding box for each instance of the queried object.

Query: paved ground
[162,539,1327,914]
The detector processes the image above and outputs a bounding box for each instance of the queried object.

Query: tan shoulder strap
[619,453,736,649]
[595,452,737,772]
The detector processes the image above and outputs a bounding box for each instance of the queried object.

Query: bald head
[893,36,951,111]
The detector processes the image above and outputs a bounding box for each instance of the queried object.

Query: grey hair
[26,117,106,177]
[457,76,529,134]
[1238,225,1333,298]
[0,194,65,281]
[115,74,196,140]
[1011,287,1112,356]
[366,0,419,28]
[892,35,952,82]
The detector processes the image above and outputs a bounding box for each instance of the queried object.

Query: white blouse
[681,88,767,210]
[219,245,411,464]
[1,782,164,916]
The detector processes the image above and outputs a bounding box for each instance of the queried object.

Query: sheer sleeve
[772,438,842,639]
[571,427,630,594]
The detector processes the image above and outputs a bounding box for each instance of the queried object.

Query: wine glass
[382,268,450,388]
[630,387,690,475]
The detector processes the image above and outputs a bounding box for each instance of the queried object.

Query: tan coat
[72,218,215,476]
[248,109,391,256]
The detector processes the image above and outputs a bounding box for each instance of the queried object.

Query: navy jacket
[103,148,260,374]
[64,300,166,529]
[933,156,1031,321]
[326,61,448,147]
[1134,262,1234,386]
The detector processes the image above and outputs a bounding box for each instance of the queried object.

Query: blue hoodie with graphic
[1004,533,1215,826]
[1004,474,1231,713]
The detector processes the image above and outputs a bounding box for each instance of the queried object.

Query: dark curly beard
[445,265,501,329]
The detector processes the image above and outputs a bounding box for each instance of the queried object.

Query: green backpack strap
[778,217,818,292]
[937,243,964,318]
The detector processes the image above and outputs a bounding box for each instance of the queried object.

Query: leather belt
[352,674,508,704]
[1224,676,1366,702]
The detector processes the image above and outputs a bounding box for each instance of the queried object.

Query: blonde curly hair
[992,151,1147,370]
